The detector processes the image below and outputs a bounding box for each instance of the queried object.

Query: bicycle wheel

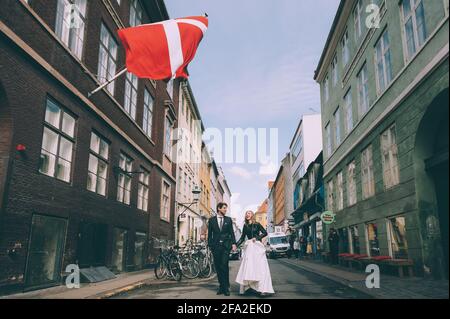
[169,255,182,282]
[200,258,213,278]
[181,256,200,279]
[154,256,167,279]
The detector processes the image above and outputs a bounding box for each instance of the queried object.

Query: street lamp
[175,185,202,246]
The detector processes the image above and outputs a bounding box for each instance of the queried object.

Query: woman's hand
[252,238,256,243]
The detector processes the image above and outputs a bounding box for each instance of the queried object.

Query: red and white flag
[118,16,208,80]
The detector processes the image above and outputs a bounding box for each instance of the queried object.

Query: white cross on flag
[118,16,208,80]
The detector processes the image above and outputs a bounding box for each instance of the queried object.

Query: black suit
[207,215,236,292]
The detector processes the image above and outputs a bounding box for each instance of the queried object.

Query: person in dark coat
[328,228,340,264]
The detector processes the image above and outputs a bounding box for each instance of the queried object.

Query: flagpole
[88,67,128,97]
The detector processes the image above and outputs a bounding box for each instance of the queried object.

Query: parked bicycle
[153,238,182,282]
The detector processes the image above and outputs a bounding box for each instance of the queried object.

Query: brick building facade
[0,0,177,292]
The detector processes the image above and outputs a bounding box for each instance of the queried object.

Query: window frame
[87,131,110,196]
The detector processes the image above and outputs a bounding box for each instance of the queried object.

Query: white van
[265,232,291,258]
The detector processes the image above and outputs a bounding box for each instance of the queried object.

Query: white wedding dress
[235,240,275,294]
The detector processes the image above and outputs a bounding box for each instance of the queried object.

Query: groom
[207,202,237,296]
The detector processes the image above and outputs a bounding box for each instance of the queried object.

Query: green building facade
[315,0,449,279]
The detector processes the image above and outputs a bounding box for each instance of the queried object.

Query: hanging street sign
[321,211,336,225]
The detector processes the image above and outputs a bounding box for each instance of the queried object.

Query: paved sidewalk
[1,269,215,299]
[280,258,449,299]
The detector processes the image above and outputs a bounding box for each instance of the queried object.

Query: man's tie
[219,217,223,231]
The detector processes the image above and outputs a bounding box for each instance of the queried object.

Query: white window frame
[354,0,363,42]
[129,0,143,27]
[325,122,332,158]
[347,161,357,206]
[117,153,133,205]
[97,24,118,95]
[164,116,174,158]
[124,72,138,120]
[342,30,350,67]
[331,55,339,86]
[400,0,427,62]
[324,74,330,102]
[137,168,150,212]
[381,124,400,189]
[361,145,375,199]
[327,179,334,211]
[336,171,344,211]
[334,107,341,147]
[143,89,154,138]
[357,64,369,117]
[55,0,87,60]
[344,89,353,135]
[161,180,171,222]
[87,132,109,196]
[374,29,393,95]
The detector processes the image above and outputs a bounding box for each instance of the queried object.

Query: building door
[78,222,107,268]
[25,214,67,289]
[134,232,147,270]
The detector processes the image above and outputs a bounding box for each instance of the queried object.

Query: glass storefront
[111,228,128,273]
[316,221,323,253]
[134,232,147,269]
[25,214,67,288]
[388,216,408,259]
[366,223,380,257]
[349,225,360,254]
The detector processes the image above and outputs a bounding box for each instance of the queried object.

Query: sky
[165,0,340,227]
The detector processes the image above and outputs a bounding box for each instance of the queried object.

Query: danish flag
[118,16,208,80]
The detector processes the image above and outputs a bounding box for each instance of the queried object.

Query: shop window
[134,232,147,269]
[387,216,409,259]
[350,225,360,254]
[338,228,350,253]
[111,228,127,273]
[366,223,380,257]
[25,215,67,288]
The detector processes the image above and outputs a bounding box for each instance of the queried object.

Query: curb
[278,259,377,299]
[94,273,217,299]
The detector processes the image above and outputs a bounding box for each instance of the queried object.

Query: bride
[235,210,275,296]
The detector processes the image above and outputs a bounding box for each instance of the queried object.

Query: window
[347,161,357,206]
[375,30,393,94]
[167,79,174,100]
[55,0,87,59]
[338,228,350,253]
[366,222,380,257]
[161,180,171,221]
[98,24,118,95]
[336,171,344,211]
[331,55,338,86]
[39,99,76,183]
[381,125,400,189]
[324,74,329,102]
[134,232,146,269]
[327,179,334,211]
[129,0,143,27]
[387,216,408,259]
[354,0,363,41]
[342,30,350,67]
[357,64,369,117]
[164,116,173,157]
[124,72,138,120]
[137,168,150,212]
[142,89,154,138]
[87,132,109,196]
[325,123,332,157]
[401,0,427,61]
[291,132,303,163]
[308,168,316,196]
[361,145,375,199]
[349,225,360,254]
[344,89,353,135]
[334,107,341,147]
[117,153,132,205]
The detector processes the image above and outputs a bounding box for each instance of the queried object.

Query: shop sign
[320,211,335,225]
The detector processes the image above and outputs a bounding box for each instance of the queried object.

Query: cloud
[259,161,278,176]
[229,165,253,180]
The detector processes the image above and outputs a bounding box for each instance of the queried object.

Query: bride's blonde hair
[244,210,256,225]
